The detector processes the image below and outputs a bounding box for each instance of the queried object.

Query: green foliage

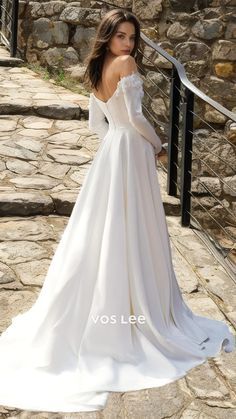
[23,63,89,97]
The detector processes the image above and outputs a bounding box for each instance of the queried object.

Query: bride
[0,8,234,413]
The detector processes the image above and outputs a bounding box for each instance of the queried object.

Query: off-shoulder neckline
[91,71,141,105]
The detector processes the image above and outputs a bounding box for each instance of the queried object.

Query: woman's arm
[119,57,162,154]
[88,94,109,141]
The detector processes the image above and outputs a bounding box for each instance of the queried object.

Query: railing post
[10,0,19,57]
[167,66,180,197]
[0,1,2,34]
[180,87,194,226]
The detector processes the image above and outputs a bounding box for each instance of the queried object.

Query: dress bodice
[88,72,162,154]
[90,72,144,130]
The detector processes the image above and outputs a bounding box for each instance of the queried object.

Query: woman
[0,8,234,414]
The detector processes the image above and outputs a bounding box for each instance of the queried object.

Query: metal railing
[97,1,236,273]
[138,32,236,273]
[0,0,19,57]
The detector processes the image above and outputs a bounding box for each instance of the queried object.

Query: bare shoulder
[116,55,138,77]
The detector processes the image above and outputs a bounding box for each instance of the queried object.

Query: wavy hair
[83,9,141,91]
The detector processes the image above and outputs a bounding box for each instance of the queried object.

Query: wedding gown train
[0,71,235,413]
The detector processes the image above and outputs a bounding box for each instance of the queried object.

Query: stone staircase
[0,52,180,218]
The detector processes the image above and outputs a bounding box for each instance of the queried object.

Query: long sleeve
[119,73,162,154]
[88,93,109,141]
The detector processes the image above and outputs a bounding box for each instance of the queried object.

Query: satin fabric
[0,72,234,412]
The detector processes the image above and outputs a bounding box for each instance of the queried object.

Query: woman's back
[89,59,163,154]
[92,54,136,103]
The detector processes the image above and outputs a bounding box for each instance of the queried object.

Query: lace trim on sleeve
[115,72,144,99]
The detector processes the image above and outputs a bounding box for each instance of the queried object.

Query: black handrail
[180,88,194,226]
[0,0,19,57]
[167,67,180,197]
[141,32,236,122]
[11,0,18,56]
[139,32,236,229]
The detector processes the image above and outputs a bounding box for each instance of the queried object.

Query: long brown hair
[83,9,141,91]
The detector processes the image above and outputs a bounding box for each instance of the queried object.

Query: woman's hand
[155,146,166,159]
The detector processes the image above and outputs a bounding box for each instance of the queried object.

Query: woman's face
[107,21,136,57]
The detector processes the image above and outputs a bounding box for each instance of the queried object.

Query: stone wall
[18,0,97,67]
[18,1,236,103]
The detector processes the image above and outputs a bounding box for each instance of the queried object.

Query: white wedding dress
[0,71,235,413]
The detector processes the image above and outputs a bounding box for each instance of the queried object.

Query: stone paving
[0,54,235,418]
[0,65,89,119]
[0,114,96,216]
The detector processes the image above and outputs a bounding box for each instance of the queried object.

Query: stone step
[157,167,181,216]
[0,186,180,217]
[0,101,88,119]
[0,66,89,119]
[0,45,24,67]
[0,114,94,216]
[0,57,24,67]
